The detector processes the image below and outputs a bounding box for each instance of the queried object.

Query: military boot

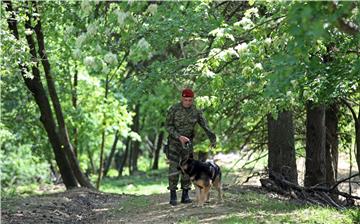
[181,189,192,203]
[169,190,177,206]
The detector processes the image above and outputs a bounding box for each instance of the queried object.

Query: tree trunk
[87,148,96,174]
[343,100,360,179]
[103,131,119,177]
[267,110,298,184]
[72,67,78,157]
[31,4,94,189]
[130,104,141,174]
[356,122,360,178]
[96,131,106,189]
[325,104,339,187]
[152,130,164,170]
[118,137,131,177]
[4,1,78,189]
[356,105,360,178]
[96,71,110,189]
[304,102,326,187]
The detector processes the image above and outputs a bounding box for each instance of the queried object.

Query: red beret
[182,88,194,97]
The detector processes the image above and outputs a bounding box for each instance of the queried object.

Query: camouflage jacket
[165,103,216,144]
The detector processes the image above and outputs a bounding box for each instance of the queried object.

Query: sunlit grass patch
[118,196,152,212]
[100,167,169,195]
[220,207,354,224]
[220,189,356,224]
[1,183,65,198]
[178,216,200,224]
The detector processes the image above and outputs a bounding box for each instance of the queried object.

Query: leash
[165,140,193,177]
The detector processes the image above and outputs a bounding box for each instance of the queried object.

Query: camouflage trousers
[166,139,193,190]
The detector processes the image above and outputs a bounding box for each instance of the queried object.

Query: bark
[96,131,106,189]
[4,1,78,189]
[72,67,78,157]
[152,130,164,170]
[118,137,131,177]
[130,104,141,174]
[304,102,326,187]
[342,100,360,178]
[96,72,110,189]
[31,3,94,189]
[267,110,298,184]
[325,104,339,187]
[103,131,119,177]
[356,105,360,179]
[87,148,96,174]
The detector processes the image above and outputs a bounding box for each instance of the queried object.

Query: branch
[331,172,360,191]
[331,1,360,36]
[342,99,359,122]
[337,18,360,36]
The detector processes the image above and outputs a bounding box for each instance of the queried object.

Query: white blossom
[235,43,248,54]
[25,29,33,36]
[102,64,110,74]
[76,33,87,48]
[84,56,96,68]
[72,48,82,58]
[146,4,158,15]
[87,23,97,36]
[65,26,75,35]
[254,63,263,70]
[236,17,254,30]
[244,7,259,18]
[104,52,118,65]
[137,38,150,49]
[81,1,92,15]
[114,9,128,27]
[95,44,102,54]
[264,38,272,45]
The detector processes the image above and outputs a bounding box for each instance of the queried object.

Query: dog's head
[177,157,194,174]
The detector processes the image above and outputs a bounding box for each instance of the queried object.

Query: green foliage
[346,209,360,224]
[1,0,360,196]
[99,156,168,195]
[1,144,50,193]
[100,170,168,196]
[119,196,152,213]
[220,191,355,224]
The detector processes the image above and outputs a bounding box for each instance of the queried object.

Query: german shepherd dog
[178,158,223,206]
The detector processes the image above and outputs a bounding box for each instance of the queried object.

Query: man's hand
[178,136,190,145]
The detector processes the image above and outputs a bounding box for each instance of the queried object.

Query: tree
[304,102,326,187]
[4,1,78,189]
[267,111,298,184]
[4,1,94,189]
[325,104,339,187]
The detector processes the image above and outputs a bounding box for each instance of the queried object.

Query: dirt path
[2,185,261,224]
[2,152,359,223]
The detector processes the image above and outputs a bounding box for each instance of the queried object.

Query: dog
[178,157,223,206]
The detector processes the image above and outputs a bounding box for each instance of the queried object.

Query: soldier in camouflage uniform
[165,88,216,206]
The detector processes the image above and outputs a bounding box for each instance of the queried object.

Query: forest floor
[2,153,360,224]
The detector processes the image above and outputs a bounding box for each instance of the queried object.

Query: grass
[99,167,169,195]
[99,155,169,195]
[220,208,355,224]
[3,153,360,224]
[118,195,152,213]
[218,190,357,224]
[179,216,200,224]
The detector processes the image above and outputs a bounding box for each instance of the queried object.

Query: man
[165,88,216,206]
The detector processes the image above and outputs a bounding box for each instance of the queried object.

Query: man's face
[181,97,193,108]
